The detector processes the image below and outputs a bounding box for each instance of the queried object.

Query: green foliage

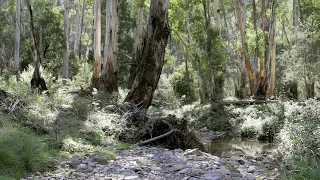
[228,103,285,141]
[153,74,179,108]
[80,130,102,146]
[69,52,81,79]
[117,143,131,150]
[283,152,320,179]
[118,0,135,87]
[169,64,197,104]
[72,63,93,86]
[0,116,54,179]
[93,149,116,161]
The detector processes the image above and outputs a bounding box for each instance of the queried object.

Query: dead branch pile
[0,88,20,114]
[0,88,49,133]
[115,103,205,151]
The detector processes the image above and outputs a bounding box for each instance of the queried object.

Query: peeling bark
[124,0,170,109]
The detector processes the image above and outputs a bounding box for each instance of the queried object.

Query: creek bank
[22,144,279,180]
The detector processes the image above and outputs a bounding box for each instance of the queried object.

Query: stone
[146,154,154,158]
[72,154,80,160]
[254,156,263,161]
[178,168,190,174]
[247,166,256,173]
[174,149,183,153]
[88,161,96,167]
[124,176,139,180]
[182,176,190,180]
[246,156,254,159]
[237,159,246,165]
[221,151,227,158]
[203,173,221,180]
[243,173,256,180]
[87,166,93,172]
[76,163,87,171]
[230,173,242,177]
[170,164,188,171]
[215,168,230,174]
[184,148,203,156]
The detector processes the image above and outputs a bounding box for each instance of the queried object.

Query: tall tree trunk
[124,0,170,109]
[74,0,81,52]
[39,26,43,65]
[256,0,267,99]
[79,0,86,62]
[292,0,298,26]
[127,0,145,89]
[91,0,101,88]
[252,0,258,77]
[14,0,21,73]
[219,0,228,30]
[233,0,255,96]
[202,0,216,101]
[26,0,47,91]
[185,5,192,82]
[21,0,25,36]
[268,0,277,97]
[214,0,221,34]
[268,21,276,97]
[62,0,69,83]
[103,0,111,74]
[100,0,119,92]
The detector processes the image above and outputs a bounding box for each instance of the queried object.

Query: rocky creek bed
[21,143,279,180]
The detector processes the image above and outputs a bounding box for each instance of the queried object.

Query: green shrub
[0,117,54,179]
[169,65,197,104]
[72,63,93,86]
[117,143,131,150]
[227,103,285,141]
[81,130,102,146]
[153,74,179,108]
[275,100,320,178]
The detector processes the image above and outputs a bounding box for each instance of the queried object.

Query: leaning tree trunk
[124,0,170,109]
[26,0,47,92]
[100,0,119,92]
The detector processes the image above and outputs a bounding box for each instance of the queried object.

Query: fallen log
[137,129,175,146]
[218,100,279,106]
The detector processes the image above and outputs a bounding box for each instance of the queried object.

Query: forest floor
[21,139,279,180]
[1,79,318,179]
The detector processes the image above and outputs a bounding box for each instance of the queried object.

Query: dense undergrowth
[0,65,118,179]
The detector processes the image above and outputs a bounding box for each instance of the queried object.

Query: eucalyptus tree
[14,0,21,73]
[62,0,69,83]
[125,0,170,109]
[128,0,145,89]
[100,0,119,92]
[91,0,102,88]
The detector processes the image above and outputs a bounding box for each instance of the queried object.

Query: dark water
[206,137,276,157]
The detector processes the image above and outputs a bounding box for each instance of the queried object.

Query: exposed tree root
[116,106,205,151]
